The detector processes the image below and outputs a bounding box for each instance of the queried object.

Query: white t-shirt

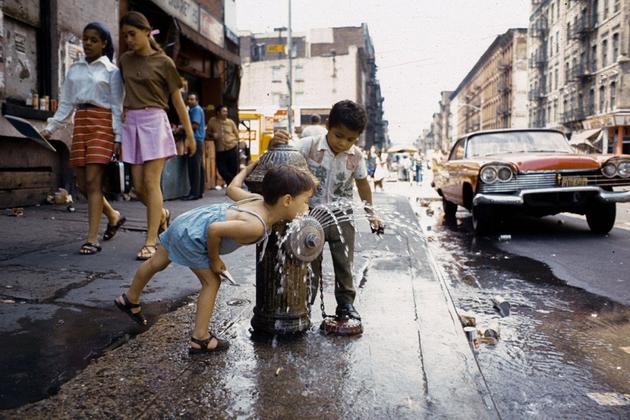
[300,124,327,138]
[293,134,368,207]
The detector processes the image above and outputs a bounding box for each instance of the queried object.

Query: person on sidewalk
[181,93,206,200]
[114,163,316,354]
[373,161,387,192]
[118,12,196,261]
[299,114,327,138]
[271,100,384,323]
[207,105,240,185]
[41,22,126,255]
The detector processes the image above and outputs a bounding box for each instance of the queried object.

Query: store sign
[583,115,615,129]
[267,44,285,54]
[199,8,224,48]
[152,0,199,31]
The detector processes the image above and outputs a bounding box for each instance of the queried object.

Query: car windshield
[466,131,572,158]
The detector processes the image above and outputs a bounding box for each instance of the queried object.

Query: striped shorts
[70,106,115,167]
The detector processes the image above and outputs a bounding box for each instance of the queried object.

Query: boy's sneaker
[336,303,361,320]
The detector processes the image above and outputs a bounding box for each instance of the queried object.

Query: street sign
[267,44,285,54]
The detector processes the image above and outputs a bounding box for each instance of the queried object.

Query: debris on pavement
[492,295,510,317]
[586,392,630,407]
[458,311,476,327]
[1,299,16,304]
[620,346,630,355]
[498,234,511,242]
[275,367,283,376]
[3,207,24,217]
[482,320,500,340]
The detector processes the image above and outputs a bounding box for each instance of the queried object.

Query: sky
[236,0,531,144]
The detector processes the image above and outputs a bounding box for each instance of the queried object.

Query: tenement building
[450,28,529,140]
[528,0,630,153]
[238,24,387,150]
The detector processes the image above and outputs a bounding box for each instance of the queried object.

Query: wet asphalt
[0,188,495,418]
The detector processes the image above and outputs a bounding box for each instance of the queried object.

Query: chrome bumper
[473,186,630,206]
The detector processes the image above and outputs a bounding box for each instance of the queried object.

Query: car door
[441,139,466,204]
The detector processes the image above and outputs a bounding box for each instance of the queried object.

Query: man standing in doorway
[207,105,239,185]
[182,93,206,200]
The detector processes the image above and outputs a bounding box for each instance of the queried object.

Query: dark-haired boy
[271,100,383,322]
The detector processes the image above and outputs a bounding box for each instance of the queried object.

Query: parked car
[433,129,630,234]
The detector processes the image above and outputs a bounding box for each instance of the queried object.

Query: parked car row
[432,129,630,234]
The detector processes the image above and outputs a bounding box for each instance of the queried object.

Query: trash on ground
[419,199,430,207]
[275,367,283,376]
[586,392,630,406]
[498,234,511,242]
[3,207,24,217]
[620,346,630,355]
[463,326,477,342]
[483,320,500,339]
[47,188,73,205]
[67,205,76,212]
[425,208,434,216]
[492,295,510,317]
[1,299,16,304]
[458,311,476,327]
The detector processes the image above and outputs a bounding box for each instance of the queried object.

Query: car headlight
[602,163,617,178]
[480,167,498,184]
[618,161,630,178]
[497,166,513,182]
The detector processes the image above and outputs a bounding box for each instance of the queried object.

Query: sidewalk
[1,188,497,418]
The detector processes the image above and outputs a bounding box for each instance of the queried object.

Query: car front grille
[478,171,630,193]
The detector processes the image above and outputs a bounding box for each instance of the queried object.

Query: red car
[433,129,630,234]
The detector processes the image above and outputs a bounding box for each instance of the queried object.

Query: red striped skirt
[70,106,115,167]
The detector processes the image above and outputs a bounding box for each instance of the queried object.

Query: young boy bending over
[115,164,315,354]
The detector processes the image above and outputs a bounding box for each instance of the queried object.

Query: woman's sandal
[136,245,157,261]
[80,242,101,255]
[158,208,171,235]
[189,333,230,355]
[114,293,147,326]
[103,215,127,241]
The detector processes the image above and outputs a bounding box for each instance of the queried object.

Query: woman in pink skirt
[118,11,196,260]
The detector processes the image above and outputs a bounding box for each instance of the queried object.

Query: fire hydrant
[245,144,325,335]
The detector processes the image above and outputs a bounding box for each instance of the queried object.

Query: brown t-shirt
[207,116,240,151]
[119,51,183,110]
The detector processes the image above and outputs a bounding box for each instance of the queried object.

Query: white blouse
[46,55,123,143]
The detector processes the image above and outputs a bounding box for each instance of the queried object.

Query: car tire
[472,204,494,235]
[585,201,616,234]
[443,197,457,219]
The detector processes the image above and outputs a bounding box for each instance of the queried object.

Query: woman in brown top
[119,11,196,260]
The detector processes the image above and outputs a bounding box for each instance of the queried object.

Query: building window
[599,85,606,113]
[565,61,570,82]
[612,33,619,61]
[591,44,597,71]
[549,36,553,56]
[272,66,283,83]
[602,38,608,67]
[589,88,595,114]
[294,65,303,82]
[614,0,621,13]
[603,0,609,19]
[554,68,559,89]
[550,3,555,23]
[555,31,560,53]
[610,81,616,109]
[567,22,571,39]
[553,101,558,121]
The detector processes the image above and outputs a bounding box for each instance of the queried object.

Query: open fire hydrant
[245,144,325,335]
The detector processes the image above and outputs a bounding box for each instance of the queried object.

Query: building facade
[238,24,387,150]
[0,0,240,207]
[450,28,529,140]
[527,0,630,154]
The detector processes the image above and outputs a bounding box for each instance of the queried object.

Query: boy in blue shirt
[183,93,206,200]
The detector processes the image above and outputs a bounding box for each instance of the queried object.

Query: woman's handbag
[105,159,131,194]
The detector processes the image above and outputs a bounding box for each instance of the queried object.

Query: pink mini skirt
[122,108,177,164]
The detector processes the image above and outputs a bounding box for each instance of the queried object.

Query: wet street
[395,178,630,417]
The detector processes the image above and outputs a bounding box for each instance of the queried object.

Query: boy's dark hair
[327,100,367,133]
[262,165,317,205]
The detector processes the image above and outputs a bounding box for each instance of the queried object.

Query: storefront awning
[569,128,601,146]
[178,20,241,65]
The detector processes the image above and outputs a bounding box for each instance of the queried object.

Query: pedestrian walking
[207,105,239,185]
[114,164,316,354]
[299,114,327,138]
[373,161,387,192]
[181,93,206,200]
[41,22,126,255]
[271,100,384,323]
[118,11,196,261]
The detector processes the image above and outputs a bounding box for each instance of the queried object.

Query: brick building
[450,28,529,140]
[238,24,387,150]
[527,0,630,154]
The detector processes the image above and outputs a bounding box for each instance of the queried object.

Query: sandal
[103,215,127,241]
[189,332,230,355]
[114,293,147,326]
[80,242,102,255]
[136,245,157,261]
[158,208,171,235]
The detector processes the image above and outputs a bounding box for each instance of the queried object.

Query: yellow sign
[266,44,285,54]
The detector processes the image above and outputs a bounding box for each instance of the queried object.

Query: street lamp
[459,102,483,132]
